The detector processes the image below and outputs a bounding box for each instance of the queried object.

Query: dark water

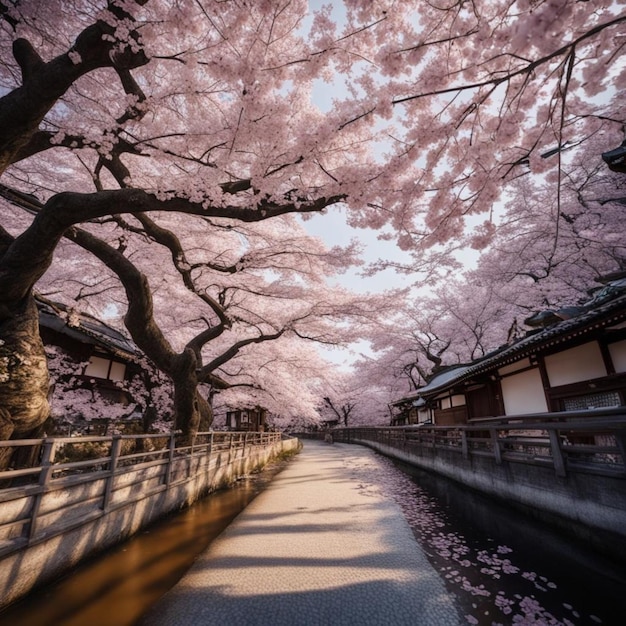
[0,460,288,626]
[2,448,625,626]
[376,457,626,626]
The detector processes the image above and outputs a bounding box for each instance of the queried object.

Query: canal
[0,458,289,626]
[377,456,626,626]
[0,445,624,625]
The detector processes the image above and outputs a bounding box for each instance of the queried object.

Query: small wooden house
[390,395,429,427]
[225,406,268,432]
[392,278,626,426]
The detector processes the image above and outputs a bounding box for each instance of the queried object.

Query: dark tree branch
[200,329,285,378]
[0,5,149,173]
[392,16,626,105]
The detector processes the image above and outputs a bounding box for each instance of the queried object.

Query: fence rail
[326,412,626,479]
[0,431,282,559]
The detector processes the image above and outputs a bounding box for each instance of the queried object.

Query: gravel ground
[139,440,462,626]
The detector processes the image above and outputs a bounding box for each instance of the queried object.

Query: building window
[84,355,126,381]
[562,391,621,412]
[451,394,466,407]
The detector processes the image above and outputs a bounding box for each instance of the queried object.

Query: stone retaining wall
[0,437,300,609]
[353,437,626,562]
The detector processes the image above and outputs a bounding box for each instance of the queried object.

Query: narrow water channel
[0,459,289,626]
[1,446,625,626]
[377,456,626,626]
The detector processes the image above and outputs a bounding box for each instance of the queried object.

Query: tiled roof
[404,285,626,400]
[37,297,141,359]
[413,364,475,396]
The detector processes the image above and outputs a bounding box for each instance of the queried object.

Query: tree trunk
[197,393,213,432]
[0,295,49,468]
[172,349,203,440]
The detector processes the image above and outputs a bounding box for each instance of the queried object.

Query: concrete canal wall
[0,436,300,609]
[350,436,626,563]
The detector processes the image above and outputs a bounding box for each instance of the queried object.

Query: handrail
[0,430,283,559]
[466,406,626,424]
[0,427,290,455]
[326,415,626,479]
[0,431,281,491]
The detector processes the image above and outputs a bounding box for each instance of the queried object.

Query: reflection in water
[379,457,626,626]
[0,461,287,626]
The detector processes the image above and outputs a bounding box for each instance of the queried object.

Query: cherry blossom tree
[211,336,331,431]
[0,182,384,439]
[352,283,508,414]
[318,371,359,427]
[0,0,391,443]
[1,0,624,446]
[336,0,625,280]
[472,136,626,314]
[360,134,625,419]
[383,0,625,254]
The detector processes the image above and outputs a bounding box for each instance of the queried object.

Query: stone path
[139,439,462,625]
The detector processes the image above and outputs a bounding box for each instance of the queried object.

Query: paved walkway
[139,440,462,626]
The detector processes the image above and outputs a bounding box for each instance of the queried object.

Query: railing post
[188,435,195,479]
[615,431,626,468]
[165,432,176,486]
[102,436,122,512]
[548,429,567,477]
[461,430,469,460]
[207,432,213,472]
[490,429,502,465]
[28,438,57,541]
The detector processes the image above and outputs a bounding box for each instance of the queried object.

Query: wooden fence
[306,412,626,560]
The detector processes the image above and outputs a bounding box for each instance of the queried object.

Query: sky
[295,6,418,367]
[299,8,416,297]
[301,208,414,293]
[299,208,409,369]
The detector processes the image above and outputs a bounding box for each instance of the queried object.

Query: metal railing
[0,431,282,558]
[328,411,626,478]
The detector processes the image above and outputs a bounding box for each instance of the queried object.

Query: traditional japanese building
[37,296,146,433]
[392,277,626,426]
[225,406,268,432]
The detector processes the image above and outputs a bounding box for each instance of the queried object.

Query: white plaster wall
[501,368,548,415]
[451,394,466,407]
[609,340,626,373]
[544,342,606,387]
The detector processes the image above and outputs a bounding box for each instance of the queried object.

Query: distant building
[391,276,626,427]
[225,406,268,432]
